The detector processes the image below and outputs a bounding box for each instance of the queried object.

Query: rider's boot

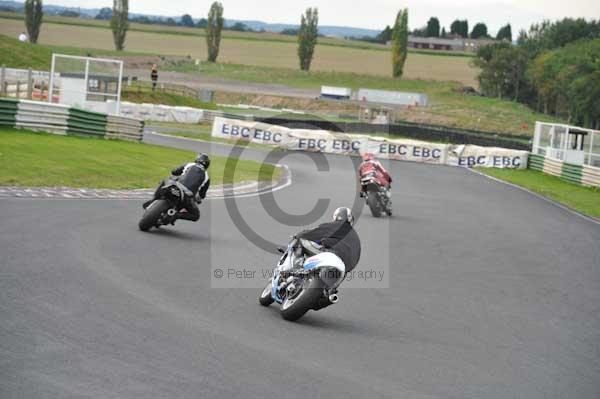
[176,211,200,222]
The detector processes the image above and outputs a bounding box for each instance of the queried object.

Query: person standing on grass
[151,64,158,92]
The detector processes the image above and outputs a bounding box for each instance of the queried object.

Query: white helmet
[333,207,355,226]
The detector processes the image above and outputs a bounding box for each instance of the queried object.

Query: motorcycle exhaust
[328,294,339,304]
[167,209,177,217]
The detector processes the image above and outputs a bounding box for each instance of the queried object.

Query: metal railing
[126,80,200,99]
[0,65,51,101]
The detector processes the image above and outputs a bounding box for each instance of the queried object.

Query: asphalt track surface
[2,134,600,399]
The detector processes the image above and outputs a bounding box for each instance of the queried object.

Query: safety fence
[117,102,530,151]
[118,101,253,124]
[125,80,200,99]
[254,117,531,151]
[0,98,144,142]
[0,66,57,101]
[212,117,529,169]
[529,154,600,188]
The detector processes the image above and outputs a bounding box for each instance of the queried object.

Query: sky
[38,0,600,35]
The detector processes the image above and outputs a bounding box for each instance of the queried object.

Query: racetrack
[1,134,599,399]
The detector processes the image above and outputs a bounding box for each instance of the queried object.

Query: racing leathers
[359,159,392,189]
[296,220,361,273]
[144,163,210,221]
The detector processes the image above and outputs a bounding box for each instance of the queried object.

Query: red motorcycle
[360,171,392,217]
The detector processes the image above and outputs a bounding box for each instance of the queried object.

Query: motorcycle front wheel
[259,281,275,306]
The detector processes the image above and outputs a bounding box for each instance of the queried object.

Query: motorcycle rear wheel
[280,276,324,321]
[139,199,169,231]
[366,191,383,218]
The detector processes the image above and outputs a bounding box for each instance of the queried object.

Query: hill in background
[0,0,380,38]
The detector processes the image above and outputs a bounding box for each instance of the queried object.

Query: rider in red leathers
[358,152,393,215]
[358,152,392,191]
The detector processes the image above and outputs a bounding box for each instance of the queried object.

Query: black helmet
[333,207,354,226]
[195,153,210,169]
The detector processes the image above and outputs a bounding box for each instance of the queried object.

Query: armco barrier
[528,153,600,188]
[0,98,144,141]
[581,165,600,188]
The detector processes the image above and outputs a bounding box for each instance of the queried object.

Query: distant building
[387,36,498,52]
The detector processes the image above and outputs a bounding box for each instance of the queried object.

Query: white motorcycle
[259,238,346,321]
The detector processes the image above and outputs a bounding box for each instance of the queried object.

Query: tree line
[96,7,260,33]
[474,18,600,128]
[20,1,410,79]
[358,19,512,45]
[414,18,509,40]
[18,1,316,72]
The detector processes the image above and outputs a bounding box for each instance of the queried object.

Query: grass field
[0,17,478,85]
[479,168,600,219]
[0,11,475,57]
[0,128,279,188]
[0,23,561,134]
[0,32,149,70]
[0,33,559,134]
[0,31,556,134]
[191,62,559,135]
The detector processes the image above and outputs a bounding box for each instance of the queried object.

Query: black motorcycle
[138,179,194,231]
[360,172,392,217]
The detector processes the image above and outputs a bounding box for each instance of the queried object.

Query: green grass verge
[478,168,600,219]
[0,33,148,70]
[0,128,279,189]
[122,87,217,109]
[217,106,356,122]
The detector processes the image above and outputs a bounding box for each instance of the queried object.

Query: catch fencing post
[16,81,21,98]
[0,65,5,96]
[589,131,595,167]
[27,68,33,99]
[48,54,56,103]
[115,59,123,115]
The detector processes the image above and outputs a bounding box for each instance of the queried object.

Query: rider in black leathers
[143,153,211,222]
[296,207,361,273]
